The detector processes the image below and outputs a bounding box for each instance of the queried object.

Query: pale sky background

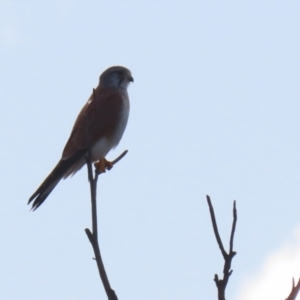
[1,1,300,299]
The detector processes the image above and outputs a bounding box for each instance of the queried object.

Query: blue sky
[1,1,300,299]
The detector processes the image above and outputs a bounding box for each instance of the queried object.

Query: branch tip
[112,149,128,165]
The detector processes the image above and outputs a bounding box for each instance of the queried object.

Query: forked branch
[285,278,300,300]
[206,195,237,300]
[85,150,128,300]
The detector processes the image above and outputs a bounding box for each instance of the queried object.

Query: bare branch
[206,195,237,300]
[206,195,227,258]
[84,104,128,300]
[286,278,300,300]
[112,150,128,165]
[229,201,237,253]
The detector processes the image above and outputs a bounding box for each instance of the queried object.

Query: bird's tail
[28,150,86,210]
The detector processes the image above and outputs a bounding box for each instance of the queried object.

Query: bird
[28,66,133,210]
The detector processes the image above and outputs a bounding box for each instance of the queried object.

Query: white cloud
[235,229,300,300]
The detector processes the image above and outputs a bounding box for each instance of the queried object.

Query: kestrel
[28,66,133,210]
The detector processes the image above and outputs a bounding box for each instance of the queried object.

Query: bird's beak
[129,75,134,83]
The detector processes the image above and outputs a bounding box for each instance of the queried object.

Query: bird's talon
[105,160,113,171]
[94,158,113,174]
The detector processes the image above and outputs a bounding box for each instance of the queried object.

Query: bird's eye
[118,71,124,76]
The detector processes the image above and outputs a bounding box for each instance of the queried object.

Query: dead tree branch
[286,278,300,300]
[206,195,237,300]
[85,150,128,300]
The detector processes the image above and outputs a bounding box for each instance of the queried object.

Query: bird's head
[99,66,133,89]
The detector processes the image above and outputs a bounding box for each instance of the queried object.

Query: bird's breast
[91,92,130,161]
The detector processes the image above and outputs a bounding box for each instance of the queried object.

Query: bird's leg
[94,158,113,174]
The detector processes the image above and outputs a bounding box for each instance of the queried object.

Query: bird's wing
[62,86,124,160]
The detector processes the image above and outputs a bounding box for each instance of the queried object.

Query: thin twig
[112,150,128,165]
[229,201,237,253]
[286,278,300,300]
[207,196,227,258]
[206,195,237,300]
